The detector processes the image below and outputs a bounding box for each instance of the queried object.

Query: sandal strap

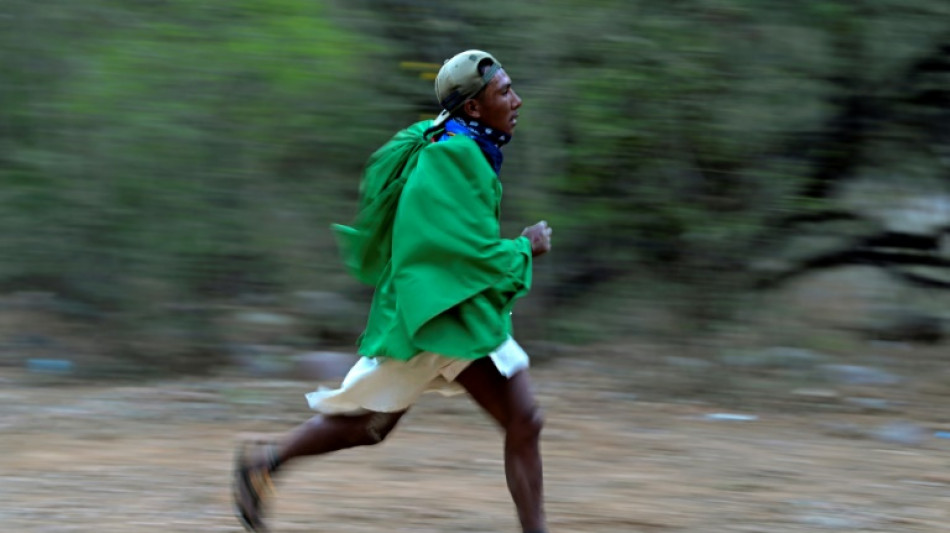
[264,443,282,473]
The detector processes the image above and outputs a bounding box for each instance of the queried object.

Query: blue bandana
[438,117,510,175]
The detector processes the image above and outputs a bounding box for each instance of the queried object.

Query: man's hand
[521,221,552,257]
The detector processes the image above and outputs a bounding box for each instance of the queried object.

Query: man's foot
[232,441,280,532]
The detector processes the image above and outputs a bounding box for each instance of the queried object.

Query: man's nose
[512,90,523,109]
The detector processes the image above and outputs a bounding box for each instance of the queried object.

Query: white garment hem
[304,337,529,415]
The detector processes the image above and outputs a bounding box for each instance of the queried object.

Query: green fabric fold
[332,120,435,286]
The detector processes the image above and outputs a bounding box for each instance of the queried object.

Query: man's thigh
[456,357,538,429]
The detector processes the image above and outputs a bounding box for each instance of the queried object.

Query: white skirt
[305,337,530,415]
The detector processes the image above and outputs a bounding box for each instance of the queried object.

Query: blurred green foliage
[1,0,948,369]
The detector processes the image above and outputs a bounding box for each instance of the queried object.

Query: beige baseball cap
[432,50,502,127]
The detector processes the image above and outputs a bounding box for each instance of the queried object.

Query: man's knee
[507,405,544,445]
[358,412,401,446]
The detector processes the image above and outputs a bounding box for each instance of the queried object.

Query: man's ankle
[263,443,282,473]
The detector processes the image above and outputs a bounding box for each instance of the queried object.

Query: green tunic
[333,121,533,361]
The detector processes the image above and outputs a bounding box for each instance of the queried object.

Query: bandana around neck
[438,117,509,175]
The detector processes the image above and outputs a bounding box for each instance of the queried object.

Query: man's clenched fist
[521,221,552,257]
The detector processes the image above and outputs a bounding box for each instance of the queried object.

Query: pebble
[791,388,839,401]
[704,413,759,422]
[25,358,74,374]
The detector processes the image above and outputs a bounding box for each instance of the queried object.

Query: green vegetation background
[2,0,948,371]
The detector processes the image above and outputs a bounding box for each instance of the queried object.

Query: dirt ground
[3,347,950,533]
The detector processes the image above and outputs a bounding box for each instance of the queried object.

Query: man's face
[467,69,522,136]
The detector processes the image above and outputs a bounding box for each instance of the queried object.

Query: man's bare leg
[456,358,546,533]
[234,410,406,532]
[276,410,406,463]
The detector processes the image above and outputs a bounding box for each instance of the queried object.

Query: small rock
[704,413,759,422]
[820,364,901,386]
[872,421,928,447]
[293,352,358,381]
[25,358,74,374]
[792,388,840,402]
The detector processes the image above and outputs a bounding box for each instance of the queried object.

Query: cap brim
[431,109,452,128]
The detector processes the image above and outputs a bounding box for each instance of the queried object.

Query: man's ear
[462,98,480,119]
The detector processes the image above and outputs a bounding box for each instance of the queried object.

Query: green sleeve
[392,137,533,356]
